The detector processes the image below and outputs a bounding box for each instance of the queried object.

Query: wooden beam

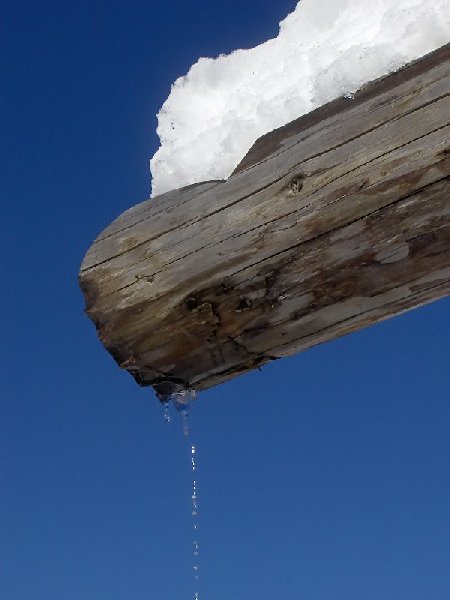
[79,44,450,395]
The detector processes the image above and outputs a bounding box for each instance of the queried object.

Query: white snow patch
[150,0,450,197]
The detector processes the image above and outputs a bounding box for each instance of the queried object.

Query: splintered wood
[79,44,450,393]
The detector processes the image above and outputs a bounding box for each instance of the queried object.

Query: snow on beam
[150,0,450,197]
[79,44,450,394]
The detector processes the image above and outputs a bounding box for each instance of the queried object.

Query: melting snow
[150,0,450,197]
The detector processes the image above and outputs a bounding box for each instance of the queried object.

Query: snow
[150,0,450,197]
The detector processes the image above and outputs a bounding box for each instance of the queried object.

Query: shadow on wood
[79,44,450,395]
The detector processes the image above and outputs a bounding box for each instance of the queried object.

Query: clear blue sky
[1,2,450,599]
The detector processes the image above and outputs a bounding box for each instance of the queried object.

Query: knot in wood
[289,174,304,195]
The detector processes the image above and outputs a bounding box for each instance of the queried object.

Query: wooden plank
[79,44,450,395]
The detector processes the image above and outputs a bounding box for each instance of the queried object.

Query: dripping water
[191,444,200,588]
[156,383,200,599]
[157,384,196,436]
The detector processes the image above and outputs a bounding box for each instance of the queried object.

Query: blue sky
[1,1,450,599]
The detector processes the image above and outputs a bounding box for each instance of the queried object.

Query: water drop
[162,402,171,424]
[190,443,200,599]
[173,389,196,436]
[154,382,196,435]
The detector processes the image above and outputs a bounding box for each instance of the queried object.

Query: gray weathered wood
[79,43,450,394]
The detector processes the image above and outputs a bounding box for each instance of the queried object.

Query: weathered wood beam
[79,44,450,394]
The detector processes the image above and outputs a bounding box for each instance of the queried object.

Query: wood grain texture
[79,44,450,393]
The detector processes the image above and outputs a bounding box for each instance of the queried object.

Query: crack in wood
[227,175,449,280]
[268,278,450,357]
[85,121,449,298]
[94,181,223,244]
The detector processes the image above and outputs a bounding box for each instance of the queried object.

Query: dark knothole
[235,297,253,312]
[186,297,199,311]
